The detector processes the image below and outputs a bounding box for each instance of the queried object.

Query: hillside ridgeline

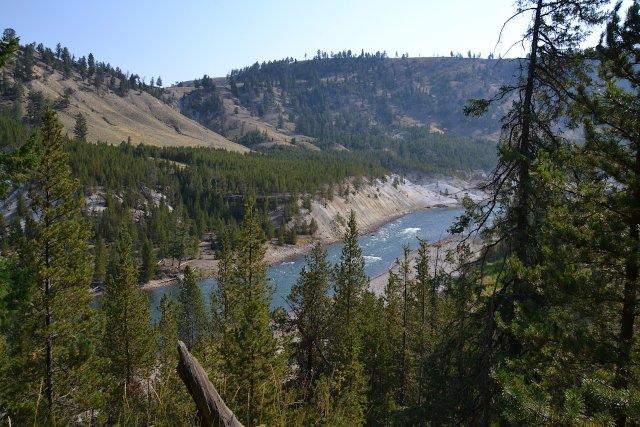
[1,42,246,150]
[169,53,520,149]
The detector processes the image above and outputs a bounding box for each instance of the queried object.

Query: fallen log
[177,340,244,427]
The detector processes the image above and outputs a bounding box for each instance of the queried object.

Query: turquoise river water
[146,206,464,322]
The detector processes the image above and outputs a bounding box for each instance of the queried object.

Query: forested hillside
[171,54,519,147]
[169,53,506,175]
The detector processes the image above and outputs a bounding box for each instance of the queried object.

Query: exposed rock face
[306,175,482,242]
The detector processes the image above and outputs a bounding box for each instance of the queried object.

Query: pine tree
[169,205,189,267]
[93,67,104,91]
[87,52,95,77]
[332,210,368,364]
[412,238,433,406]
[212,228,233,339]
[78,56,87,81]
[360,288,393,423]
[73,112,87,142]
[177,265,208,350]
[140,236,156,283]
[102,227,155,421]
[0,28,19,69]
[223,198,283,426]
[0,128,38,199]
[6,108,99,423]
[327,210,369,423]
[287,241,331,396]
[582,1,640,406]
[397,244,411,405]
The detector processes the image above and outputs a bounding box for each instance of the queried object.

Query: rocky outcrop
[306,175,482,242]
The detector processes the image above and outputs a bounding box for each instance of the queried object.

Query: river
[147,206,464,322]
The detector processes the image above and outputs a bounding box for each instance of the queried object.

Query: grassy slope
[25,64,248,152]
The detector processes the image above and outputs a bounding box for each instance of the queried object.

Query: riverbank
[134,175,484,293]
[269,174,484,265]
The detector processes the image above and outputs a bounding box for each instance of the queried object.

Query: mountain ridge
[1,45,249,151]
[168,54,522,149]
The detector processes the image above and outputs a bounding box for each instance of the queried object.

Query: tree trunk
[45,241,53,419]
[177,340,245,427]
[515,0,543,264]
[615,144,640,427]
[508,0,544,363]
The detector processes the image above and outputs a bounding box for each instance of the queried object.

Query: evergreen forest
[1,0,640,425]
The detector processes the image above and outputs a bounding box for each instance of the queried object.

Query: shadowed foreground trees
[454,1,640,425]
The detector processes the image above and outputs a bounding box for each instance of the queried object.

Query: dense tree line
[328,127,497,174]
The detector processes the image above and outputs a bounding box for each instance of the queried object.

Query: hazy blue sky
[2,0,609,86]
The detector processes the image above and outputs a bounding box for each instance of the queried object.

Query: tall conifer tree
[332,210,368,364]
[102,227,155,421]
[73,112,87,142]
[140,235,156,283]
[462,1,608,423]
[502,4,640,424]
[328,210,368,424]
[177,265,208,350]
[287,241,331,396]
[6,109,99,423]
[212,227,233,339]
[223,198,283,426]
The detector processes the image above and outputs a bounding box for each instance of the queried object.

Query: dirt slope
[24,64,248,151]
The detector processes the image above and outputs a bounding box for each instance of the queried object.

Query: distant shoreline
[90,174,484,296]
[132,202,463,295]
